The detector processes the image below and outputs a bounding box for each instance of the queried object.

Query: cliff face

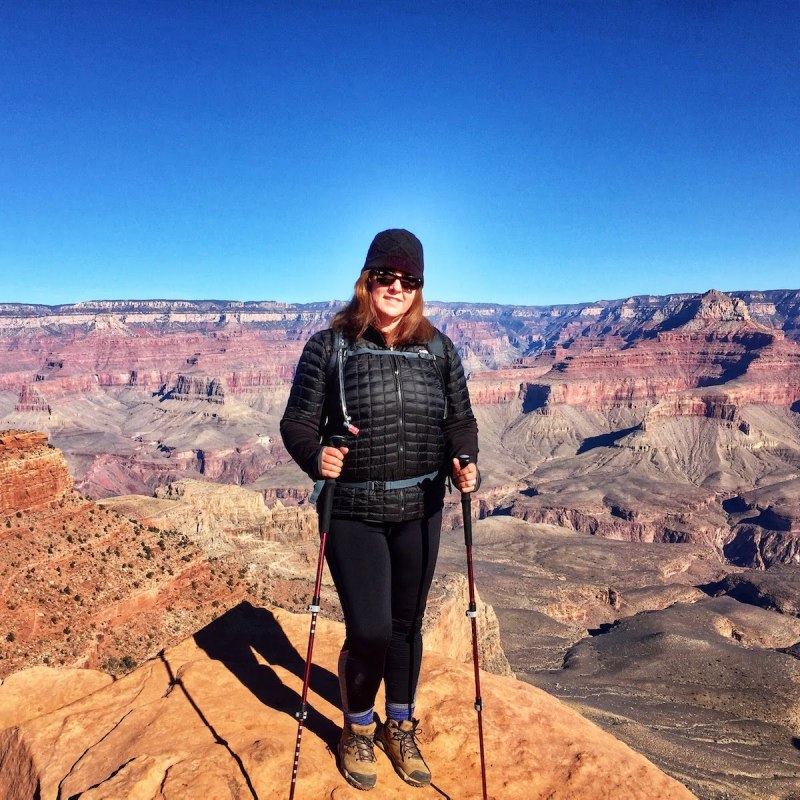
[0,442,264,678]
[0,431,71,514]
[100,478,320,557]
[722,477,800,568]
[519,290,799,418]
[1,289,799,400]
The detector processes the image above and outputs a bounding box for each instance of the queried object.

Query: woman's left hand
[452,458,478,493]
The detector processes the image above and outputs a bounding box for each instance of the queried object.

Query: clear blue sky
[1,1,798,306]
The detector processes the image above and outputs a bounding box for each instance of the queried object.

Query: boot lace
[391,721,424,761]
[345,731,377,763]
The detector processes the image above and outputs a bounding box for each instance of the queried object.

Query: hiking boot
[338,721,378,791]
[376,718,431,787]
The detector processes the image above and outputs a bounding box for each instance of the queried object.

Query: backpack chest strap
[346,347,436,360]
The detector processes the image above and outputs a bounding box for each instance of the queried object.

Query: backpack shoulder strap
[427,330,449,387]
[325,329,346,384]
[326,330,359,435]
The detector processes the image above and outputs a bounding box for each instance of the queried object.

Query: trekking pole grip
[457,454,473,548]
[319,435,346,533]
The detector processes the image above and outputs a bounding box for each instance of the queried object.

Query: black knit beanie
[362,229,424,284]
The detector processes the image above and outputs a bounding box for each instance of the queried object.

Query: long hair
[331,271,436,345]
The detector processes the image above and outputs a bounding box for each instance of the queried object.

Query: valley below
[439,517,800,800]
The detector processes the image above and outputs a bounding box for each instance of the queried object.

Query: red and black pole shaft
[289,436,345,800]
[458,454,488,800]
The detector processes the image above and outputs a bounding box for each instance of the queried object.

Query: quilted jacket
[280,325,479,522]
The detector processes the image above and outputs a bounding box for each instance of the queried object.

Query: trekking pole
[458,454,488,800]
[289,436,345,800]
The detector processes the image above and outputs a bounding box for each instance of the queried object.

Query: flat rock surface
[0,602,694,800]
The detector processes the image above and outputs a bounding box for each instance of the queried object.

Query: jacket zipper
[392,349,406,475]
[393,352,406,515]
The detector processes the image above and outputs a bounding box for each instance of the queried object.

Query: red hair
[331,271,436,345]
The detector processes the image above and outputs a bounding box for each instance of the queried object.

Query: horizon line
[1,287,797,314]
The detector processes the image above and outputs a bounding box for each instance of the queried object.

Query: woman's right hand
[319,445,349,478]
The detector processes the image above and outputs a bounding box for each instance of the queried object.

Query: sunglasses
[370,269,422,292]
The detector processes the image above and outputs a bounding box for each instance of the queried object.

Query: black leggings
[325,511,442,716]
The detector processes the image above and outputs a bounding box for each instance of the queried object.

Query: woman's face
[369,270,418,330]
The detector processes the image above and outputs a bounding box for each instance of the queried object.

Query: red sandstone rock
[0,430,71,514]
[0,440,261,678]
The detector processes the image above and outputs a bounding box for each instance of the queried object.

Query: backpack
[326,329,450,435]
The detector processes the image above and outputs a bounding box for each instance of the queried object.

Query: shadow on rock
[193,601,341,752]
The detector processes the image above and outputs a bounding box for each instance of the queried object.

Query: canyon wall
[2,288,800,565]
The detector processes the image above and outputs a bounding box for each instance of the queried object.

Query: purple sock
[385,701,414,722]
[345,707,375,727]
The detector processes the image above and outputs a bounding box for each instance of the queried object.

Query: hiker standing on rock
[281,228,479,791]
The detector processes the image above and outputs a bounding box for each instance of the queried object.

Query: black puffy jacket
[280,325,478,522]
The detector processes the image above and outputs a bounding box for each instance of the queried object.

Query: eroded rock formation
[0,442,258,677]
[0,431,71,514]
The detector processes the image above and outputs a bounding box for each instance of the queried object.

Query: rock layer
[0,430,71,514]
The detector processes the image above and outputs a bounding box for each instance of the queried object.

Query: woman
[280,228,478,791]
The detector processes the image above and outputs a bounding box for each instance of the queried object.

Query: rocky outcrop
[0,603,695,800]
[0,430,71,514]
[0,489,253,677]
[0,441,264,678]
[656,288,753,330]
[158,374,225,403]
[100,478,319,556]
[424,572,514,677]
[701,565,800,617]
[468,365,551,406]
[722,478,800,568]
[13,385,50,413]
